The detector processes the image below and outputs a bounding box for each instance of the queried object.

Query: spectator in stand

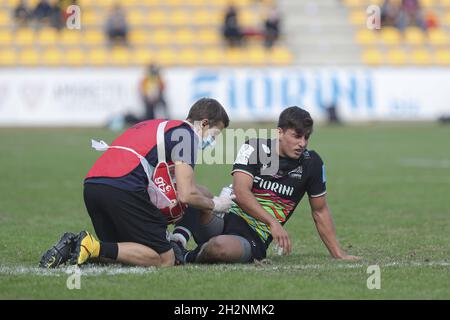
[222,4,243,47]
[121,64,168,128]
[32,0,52,27]
[139,64,168,121]
[381,0,400,27]
[13,0,31,28]
[48,0,63,30]
[395,0,427,31]
[105,3,129,46]
[263,5,281,49]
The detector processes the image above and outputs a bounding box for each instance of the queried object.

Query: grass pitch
[0,123,449,299]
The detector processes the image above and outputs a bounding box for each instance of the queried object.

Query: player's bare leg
[172,234,251,264]
[116,242,171,267]
[70,231,175,267]
[195,235,246,263]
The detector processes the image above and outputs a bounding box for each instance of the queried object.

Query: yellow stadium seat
[240,11,258,25]
[0,31,13,45]
[66,49,85,66]
[349,10,366,26]
[91,0,115,7]
[356,29,377,45]
[170,11,191,26]
[87,48,109,66]
[380,27,401,46]
[82,11,100,26]
[411,49,432,65]
[428,29,449,46]
[37,28,59,46]
[0,50,16,66]
[201,48,223,65]
[174,29,196,45]
[178,49,199,65]
[420,0,436,7]
[133,49,155,65]
[386,48,407,65]
[445,11,450,25]
[155,49,177,66]
[434,49,450,65]
[15,29,35,46]
[148,11,168,25]
[197,29,220,45]
[110,48,130,65]
[83,30,105,45]
[165,0,184,6]
[225,48,244,65]
[343,0,365,7]
[18,49,40,66]
[127,11,147,26]
[0,10,11,26]
[362,48,383,65]
[183,0,209,5]
[60,30,82,46]
[404,27,425,46]
[192,10,213,26]
[151,30,172,45]
[130,30,149,45]
[246,47,267,65]
[42,48,64,65]
[270,47,293,65]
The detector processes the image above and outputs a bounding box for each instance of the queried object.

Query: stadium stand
[2,0,448,67]
[0,0,293,67]
[346,0,450,65]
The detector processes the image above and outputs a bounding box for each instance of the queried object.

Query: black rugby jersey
[230,138,327,243]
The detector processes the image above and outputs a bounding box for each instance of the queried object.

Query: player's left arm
[196,184,213,199]
[309,195,360,260]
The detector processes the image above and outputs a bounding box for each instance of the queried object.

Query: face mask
[201,135,216,150]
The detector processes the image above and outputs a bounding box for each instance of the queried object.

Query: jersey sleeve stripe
[309,191,327,198]
[231,169,254,178]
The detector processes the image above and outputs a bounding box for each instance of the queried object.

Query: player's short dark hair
[187,98,230,128]
[278,106,313,136]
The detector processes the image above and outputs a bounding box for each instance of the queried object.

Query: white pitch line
[0,261,449,277]
[0,265,158,277]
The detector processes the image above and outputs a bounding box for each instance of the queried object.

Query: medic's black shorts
[223,213,268,262]
[83,183,171,254]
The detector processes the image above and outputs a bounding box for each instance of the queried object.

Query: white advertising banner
[0,68,143,126]
[0,67,449,126]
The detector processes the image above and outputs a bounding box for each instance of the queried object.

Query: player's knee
[205,236,231,261]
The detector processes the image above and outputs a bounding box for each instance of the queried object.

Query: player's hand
[212,194,236,213]
[269,221,291,255]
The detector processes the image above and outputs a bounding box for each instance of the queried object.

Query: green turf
[0,124,449,299]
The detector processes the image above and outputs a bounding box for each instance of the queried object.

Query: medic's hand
[212,194,236,213]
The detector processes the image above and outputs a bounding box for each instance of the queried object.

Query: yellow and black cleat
[70,231,100,266]
[39,232,78,268]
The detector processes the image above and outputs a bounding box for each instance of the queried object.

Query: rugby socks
[99,242,119,260]
[173,226,191,246]
[173,206,200,243]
